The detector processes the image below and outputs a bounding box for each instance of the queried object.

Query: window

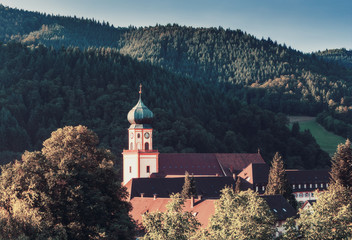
[145,142,149,150]
[299,193,303,197]
[146,166,150,173]
[273,209,277,213]
[298,184,301,189]
[304,184,306,189]
[315,184,318,188]
[326,183,329,188]
[292,184,295,189]
[310,184,312,188]
[137,133,141,138]
[129,166,132,173]
[311,192,314,197]
[305,193,309,197]
[256,186,259,192]
[262,186,265,191]
[130,142,133,150]
[283,208,287,212]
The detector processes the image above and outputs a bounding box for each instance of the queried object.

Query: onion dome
[127,84,153,125]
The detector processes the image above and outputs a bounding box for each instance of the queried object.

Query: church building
[123,85,328,234]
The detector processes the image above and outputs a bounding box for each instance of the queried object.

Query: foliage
[207,188,276,239]
[316,48,352,69]
[265,152,297,208]
[1,5,352,117]
[329,139,352,188]
[181,171,197,199]
[0,42,330,170]
[0,125,135,240]
[296,183,352,240]
[142,193,200,240]
[281,217,300,240]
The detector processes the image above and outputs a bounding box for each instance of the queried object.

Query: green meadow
[289,116,346,156]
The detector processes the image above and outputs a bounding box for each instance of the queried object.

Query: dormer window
[292,184,295,189]
[298,184,301,189]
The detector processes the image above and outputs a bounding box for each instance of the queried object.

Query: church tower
[122,85,159,185]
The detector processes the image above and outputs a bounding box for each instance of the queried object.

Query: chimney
[216,173,219,177]
[197,195,202,201]
[233,173,236,180]
[153,193,157,200]
[191,195,194,208]
[140,193,144,198]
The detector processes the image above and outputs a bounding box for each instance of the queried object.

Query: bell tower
[122,85,159,185]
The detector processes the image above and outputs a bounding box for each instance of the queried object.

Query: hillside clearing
[288,116,345,156]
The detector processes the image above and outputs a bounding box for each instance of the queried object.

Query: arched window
[137,143,141,150]
[145,142,149,150]
[130,142,133,150]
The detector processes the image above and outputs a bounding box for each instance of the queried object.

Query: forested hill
[316,48,352,69]
[1,5,351,116]
[0,4,127,48]
[118,25,352,115]
[0,42,330,170]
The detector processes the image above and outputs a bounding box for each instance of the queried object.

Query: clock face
[130,132,134,139]
[144,132,150,139]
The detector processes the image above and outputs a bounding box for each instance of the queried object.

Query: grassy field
[289,116,346,156]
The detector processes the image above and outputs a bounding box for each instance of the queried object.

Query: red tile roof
[128,177,235,199]
[159,153,223,176]
[286,170,329,184]
[130,197,216,228]
[215,153,265,174]
[130,195,296,229]
[158,153,265,176]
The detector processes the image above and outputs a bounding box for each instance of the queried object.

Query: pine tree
[235,176,241,193]
[181,171,197,199]
[330,139,352,188]
[265,152,297,208]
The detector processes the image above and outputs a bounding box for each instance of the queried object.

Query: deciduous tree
[0,125,135,240]
[207,188,275,239]
[142,193,200,240]
[330,139,352,188]
[297,183,352,239]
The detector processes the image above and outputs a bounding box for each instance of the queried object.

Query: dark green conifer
[265,152,297,208]
[235,176,242,193]
[181,171,197,199]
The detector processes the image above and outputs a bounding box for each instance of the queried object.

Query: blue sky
[0,0,351,53]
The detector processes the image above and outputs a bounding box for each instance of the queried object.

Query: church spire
[139,83,142,100]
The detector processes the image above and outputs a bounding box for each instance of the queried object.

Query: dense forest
[2,4,352,170]
[1,4,351,116]
[0,42,330,170]
[316,48,352,69]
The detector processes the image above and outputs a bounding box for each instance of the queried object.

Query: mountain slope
[316,48,352,69]
[0,5,351,116]
[0,42,329,169]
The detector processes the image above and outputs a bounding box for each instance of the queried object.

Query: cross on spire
[139,84,142,99]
